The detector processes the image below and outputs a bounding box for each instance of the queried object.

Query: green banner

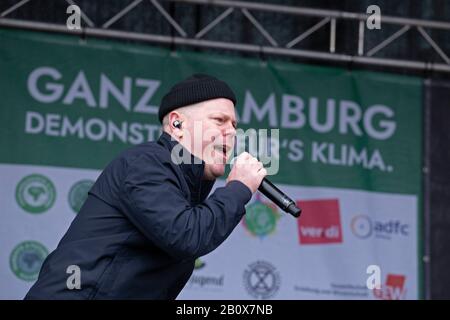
[0,29,422,194]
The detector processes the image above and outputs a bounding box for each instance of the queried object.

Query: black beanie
[158,73,237,123]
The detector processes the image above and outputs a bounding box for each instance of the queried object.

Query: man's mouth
[213,144,232,162]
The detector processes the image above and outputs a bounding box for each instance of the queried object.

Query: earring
[173,120,182,129]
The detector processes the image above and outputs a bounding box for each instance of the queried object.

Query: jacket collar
[158,131,215,204]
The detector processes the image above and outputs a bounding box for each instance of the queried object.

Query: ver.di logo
[15,174,56,214]
[243,260,281,299]
[68,180,94,213]
[10,241,48,281]
[242,199,280,238]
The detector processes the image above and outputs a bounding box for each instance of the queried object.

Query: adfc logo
[351,214,409,240]
[297,199,343,244]
[373,274,407,300]
[68,180,94,213]
[243,261,281,299]
[351,215,372,238]
[10,241,48,281]
[15,174,56,214]
[242,197,280,238]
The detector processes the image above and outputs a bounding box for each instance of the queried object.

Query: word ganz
[27,67,161,114]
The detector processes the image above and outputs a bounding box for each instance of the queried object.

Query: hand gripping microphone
[230,157,302,218]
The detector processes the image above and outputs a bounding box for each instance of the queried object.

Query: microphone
[230,157,302,218]
[258,178,302,218]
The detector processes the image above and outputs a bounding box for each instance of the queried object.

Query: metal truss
[1,0,450,73]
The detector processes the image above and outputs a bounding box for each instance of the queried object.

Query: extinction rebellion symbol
[10,241,48,281]
[15,174,56,214]
[243,261,281,299]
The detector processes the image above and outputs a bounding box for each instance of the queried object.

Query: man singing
[25,73,267,299]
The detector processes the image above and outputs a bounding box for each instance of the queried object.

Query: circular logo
[245,202,279,237]
[243,261,281,299]
[15,174,56,214]
[10,241,48,281]
[351,215,373,238]
[68,180,94,213]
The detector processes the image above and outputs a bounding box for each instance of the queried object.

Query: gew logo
[297,199,343,245]
[373,274,407,300]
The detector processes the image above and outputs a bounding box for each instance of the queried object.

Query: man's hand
[226,152,267,193]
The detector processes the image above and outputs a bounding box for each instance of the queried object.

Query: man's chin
[212,164,226,176]
[204,164,225,180]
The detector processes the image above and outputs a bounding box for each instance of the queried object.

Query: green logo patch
[68,179,94,213]
[10,241,48,281]
[15,174,56,214]
[244,201,280,237]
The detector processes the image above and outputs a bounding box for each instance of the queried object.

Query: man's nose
[224,122,236,137]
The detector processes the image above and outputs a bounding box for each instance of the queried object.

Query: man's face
[180,98,237,180]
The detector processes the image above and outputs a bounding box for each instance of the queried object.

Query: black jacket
[25,132,252,299]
